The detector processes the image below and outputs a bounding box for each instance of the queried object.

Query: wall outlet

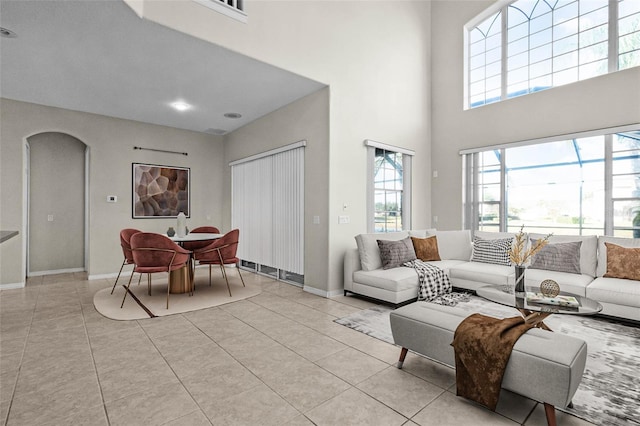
[107,195,117,203]
[313,215,320,224]
[338,215,350,224]
[47,214,54,222]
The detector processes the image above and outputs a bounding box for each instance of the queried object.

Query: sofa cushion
[355,231,409,271]
[449,262,514,286]
[474,231,517,240]
[435,230,472,261]
[523,268,593,297]
[411,236,441,261]
[529,240,582,275]
[408,229,437,238]
[587,276,640,309]
[597,236,640,277]
[377,237,416,269]
[603,243,640,281]
[530,233,597,277]
[353,267,419,292]
[471,237,513,266]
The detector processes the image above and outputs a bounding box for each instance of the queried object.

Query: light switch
[313,215,320,224]
[47,215,54,222]
[338,215,350,224]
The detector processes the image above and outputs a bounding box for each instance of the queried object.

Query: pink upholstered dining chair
[122,232,191,309]
[193,229,245,296]
[111,228,142,294]
[181,226,220,251]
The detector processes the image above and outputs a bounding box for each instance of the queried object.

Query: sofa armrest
[344,248,361,292]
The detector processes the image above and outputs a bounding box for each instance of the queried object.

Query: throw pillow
[529,240,582,274]
[471,237,512,266]
[604,243,640,281]
[411,236,441,261]
[377,237,417,270]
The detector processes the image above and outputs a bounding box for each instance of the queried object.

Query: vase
[167,227,175,237]
[176,212,186,237]
[514,265,526,293]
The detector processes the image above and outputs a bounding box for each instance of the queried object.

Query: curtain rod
[133,146,188,156]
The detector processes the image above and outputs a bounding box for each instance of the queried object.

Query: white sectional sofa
[343,229,640,322]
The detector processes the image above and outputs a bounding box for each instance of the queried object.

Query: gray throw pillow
[471,237,512,266]
[377,237,417,269]
[530,240,582,274]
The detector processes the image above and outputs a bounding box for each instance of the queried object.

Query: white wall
[431,0,640,231]
[0,99,224,286]
[131,0,433,295]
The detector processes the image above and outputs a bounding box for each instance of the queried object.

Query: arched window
[466,0,640,109]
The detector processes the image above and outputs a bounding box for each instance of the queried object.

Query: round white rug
[94,272,261,320]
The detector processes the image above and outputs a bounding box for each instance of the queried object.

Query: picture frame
[132,163,190,218]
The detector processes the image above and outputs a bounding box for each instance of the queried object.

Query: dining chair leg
[236,264,246,287]
[148,274,152,295]
[208,265,212,286]
[219,264,232,297]
[120,269,136,308]
[111,259,127,294]
[166,277,170,309]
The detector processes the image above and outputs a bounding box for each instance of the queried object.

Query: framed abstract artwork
[132,163,190,218]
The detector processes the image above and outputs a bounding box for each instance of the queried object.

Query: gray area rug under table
[335,296,640,426]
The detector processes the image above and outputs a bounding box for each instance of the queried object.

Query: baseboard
[28,267,84,277]
[0,282,26,290]
[303,285,343,298]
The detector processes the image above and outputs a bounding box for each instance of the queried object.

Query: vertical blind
[231,143,305,275]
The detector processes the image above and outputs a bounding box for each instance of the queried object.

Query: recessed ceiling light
[0,27,17,38]
[224,112,242,119]
[170,101,192,112]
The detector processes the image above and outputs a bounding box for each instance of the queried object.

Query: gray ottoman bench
[390,302,587,426]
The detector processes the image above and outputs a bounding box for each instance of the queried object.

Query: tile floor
[0,271,595,426]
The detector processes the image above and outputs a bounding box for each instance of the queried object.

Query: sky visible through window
[468,0,640,108]
[477,132,640,237]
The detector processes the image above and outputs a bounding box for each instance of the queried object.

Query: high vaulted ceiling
[0,0,325,135]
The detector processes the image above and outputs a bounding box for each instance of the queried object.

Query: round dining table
[167,233,223,293]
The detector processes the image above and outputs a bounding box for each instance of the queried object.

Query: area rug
[335,297,640,426]
[94,274,261,320]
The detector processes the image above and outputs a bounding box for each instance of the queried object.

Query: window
[462,126,640,237]
[192,0,247,23]
[365,140,414,233]
[466,0,640,108]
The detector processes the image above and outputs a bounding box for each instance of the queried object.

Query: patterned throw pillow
[530,240,582,275]
[471,237,512,266]
[411,236,441,261]
[377,237,417,269]
[604,243,640,281]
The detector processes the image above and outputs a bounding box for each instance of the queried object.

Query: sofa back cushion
[530,233,597,277]
[435,230,472,261]
[355,231,410,271]
[597,236,640,277]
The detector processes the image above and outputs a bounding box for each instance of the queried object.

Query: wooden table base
[169,265,192,294]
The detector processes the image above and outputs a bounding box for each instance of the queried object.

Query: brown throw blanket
[451,314,533,411]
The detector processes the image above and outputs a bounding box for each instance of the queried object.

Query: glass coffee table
[476,285,603,330]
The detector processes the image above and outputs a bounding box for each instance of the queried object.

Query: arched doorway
[27,132,87,276]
